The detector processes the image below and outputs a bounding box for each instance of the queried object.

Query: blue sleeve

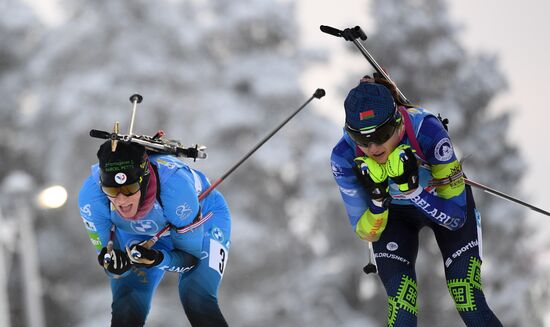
[160,169,203,258]
[411,115,467,230]
[156,249,198,273]
[78,176,113,253]
[404,189,465,230]
[330,137,385,231]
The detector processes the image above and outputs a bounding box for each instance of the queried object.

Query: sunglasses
[346,113,401,147]
[101,182,141,197]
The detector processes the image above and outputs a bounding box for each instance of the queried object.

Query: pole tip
[363,263,377,275]
[314,88,326,99]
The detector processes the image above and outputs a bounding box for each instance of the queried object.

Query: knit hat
[97,141,149,187]
[344,81,397,132]
[344,81,401,146]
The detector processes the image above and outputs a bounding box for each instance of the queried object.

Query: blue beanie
[344,82,396,131]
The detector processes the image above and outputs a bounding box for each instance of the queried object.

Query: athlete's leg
[373,205,423,327]
[110,266,165,327]
[110,230,166,327]
[179,202,231,327]
[434,186,502,327]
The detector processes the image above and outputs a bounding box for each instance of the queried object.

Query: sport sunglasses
[101,181,141,197]
[345,112,401,147]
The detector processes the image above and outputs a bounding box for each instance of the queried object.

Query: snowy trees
[0,2,49,326]
[0,0,44,181]
[1,0,545,325]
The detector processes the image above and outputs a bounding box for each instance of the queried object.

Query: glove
[354,156,390,207]
[385,144,419,192]
[126,243,164,268]
[98,247,132,275]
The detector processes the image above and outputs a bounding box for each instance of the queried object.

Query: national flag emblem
[360,110,375,120]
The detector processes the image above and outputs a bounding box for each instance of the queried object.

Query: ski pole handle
[320,25,343,37]
[103,240,114,267]
[320,25,367,41]
[130,250,141,259]
[103,226,116,267]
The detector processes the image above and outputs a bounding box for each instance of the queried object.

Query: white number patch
[208,239,228,276]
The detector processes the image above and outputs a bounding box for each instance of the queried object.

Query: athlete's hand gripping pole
[130,89,327,258]
[102,225,116,267]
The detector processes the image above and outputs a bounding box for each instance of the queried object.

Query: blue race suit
[79,154,231,327]
[331,107,502,327]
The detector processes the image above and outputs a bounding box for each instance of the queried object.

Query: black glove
[126,244,164,268]
[353,157,390,207]
[98,247,132,275]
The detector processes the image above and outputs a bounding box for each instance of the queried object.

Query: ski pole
[103,225,116,267]
[321,24,550,217]
[132,88,327,254]
[202,88,327,198]
[363,241,377,274]
[128,94,143,136]
[464,178,550,216]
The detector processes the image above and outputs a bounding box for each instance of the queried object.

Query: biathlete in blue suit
[330,76,502,326]
[79,140,230,327]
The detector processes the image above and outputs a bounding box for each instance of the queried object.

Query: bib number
[208,239,228,276]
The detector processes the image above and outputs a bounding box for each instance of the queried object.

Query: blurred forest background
[1,0,549,326]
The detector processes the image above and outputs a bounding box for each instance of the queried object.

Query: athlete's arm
[79,175,134,276]
[331,137,388,241]
[158,169,204,268]
[78,175,114,253]
[406,116,467,230]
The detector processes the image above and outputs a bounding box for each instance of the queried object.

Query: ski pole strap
[428,170,464,187]
[176,211,214,234]
[398,106,426,161]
